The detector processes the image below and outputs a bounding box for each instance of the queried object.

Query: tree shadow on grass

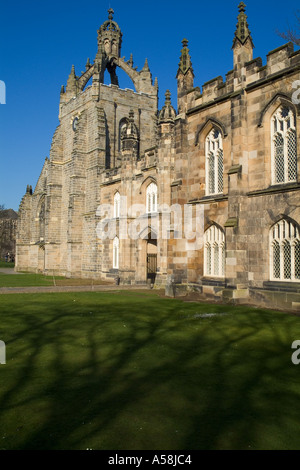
[0,293,300,450]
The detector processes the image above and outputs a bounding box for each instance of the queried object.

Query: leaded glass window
[270,219,300,282]
[206,128,224,196]
[114,192,120,218]
[146,183,158,213]
[272,107,297,185]
[204,225,225,278]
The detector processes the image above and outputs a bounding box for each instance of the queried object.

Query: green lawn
[0,261,15,268]
[0,291,300,450]
[0,273,60,287]
[0,273,111,288]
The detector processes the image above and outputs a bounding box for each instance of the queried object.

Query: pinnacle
[70,65,76,77]
[142,58,150,72]
[233,2,253,46]
[177,38,193,76]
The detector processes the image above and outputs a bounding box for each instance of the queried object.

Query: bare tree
[0,204,5,212]
[277,11,300,46]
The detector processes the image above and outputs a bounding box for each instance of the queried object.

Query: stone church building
[16,4,300,311]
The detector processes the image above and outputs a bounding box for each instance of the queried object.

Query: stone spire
[232,3,254,71]
[233,2,254,47]
[140,57,153,87]
[177,39,194,77]
[176,39,194,113]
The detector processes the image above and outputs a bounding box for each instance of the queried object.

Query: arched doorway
[136,228,158,284]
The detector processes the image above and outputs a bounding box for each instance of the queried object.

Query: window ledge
[189,194,228,205]
[248,183,300,198]
[140,212,159,218]
[263,280,300,292]
[202,278,226,287]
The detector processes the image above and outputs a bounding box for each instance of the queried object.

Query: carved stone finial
[165,90,171,104]
[127,53,134,67]
[238,2,246,13]
[108,8,114,20]
[182,38,188,48]
[158,90,176,124]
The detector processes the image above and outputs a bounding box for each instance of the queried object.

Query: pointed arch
[258,93,298,128]
[269,217,300,282]
[204,224,225,278]
[205,127,224,196]
[271,105,297,184]
[146,182,158,214]
[139,226,158,241]
[139,176,157,194]
[195,117,228,147]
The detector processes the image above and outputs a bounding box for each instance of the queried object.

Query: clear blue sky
[0,0,299,210]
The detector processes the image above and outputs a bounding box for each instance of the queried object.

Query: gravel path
[0,268,23,275]
[0,285,153,295]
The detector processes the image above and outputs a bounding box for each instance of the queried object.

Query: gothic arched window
[205,128,224,196]
[204,225,225,278]
[146,183,158,214]
[271,106,297,185]
[270,219,300,282]
[114,192,120,218]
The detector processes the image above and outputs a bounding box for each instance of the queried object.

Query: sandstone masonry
[16,4,300,311]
